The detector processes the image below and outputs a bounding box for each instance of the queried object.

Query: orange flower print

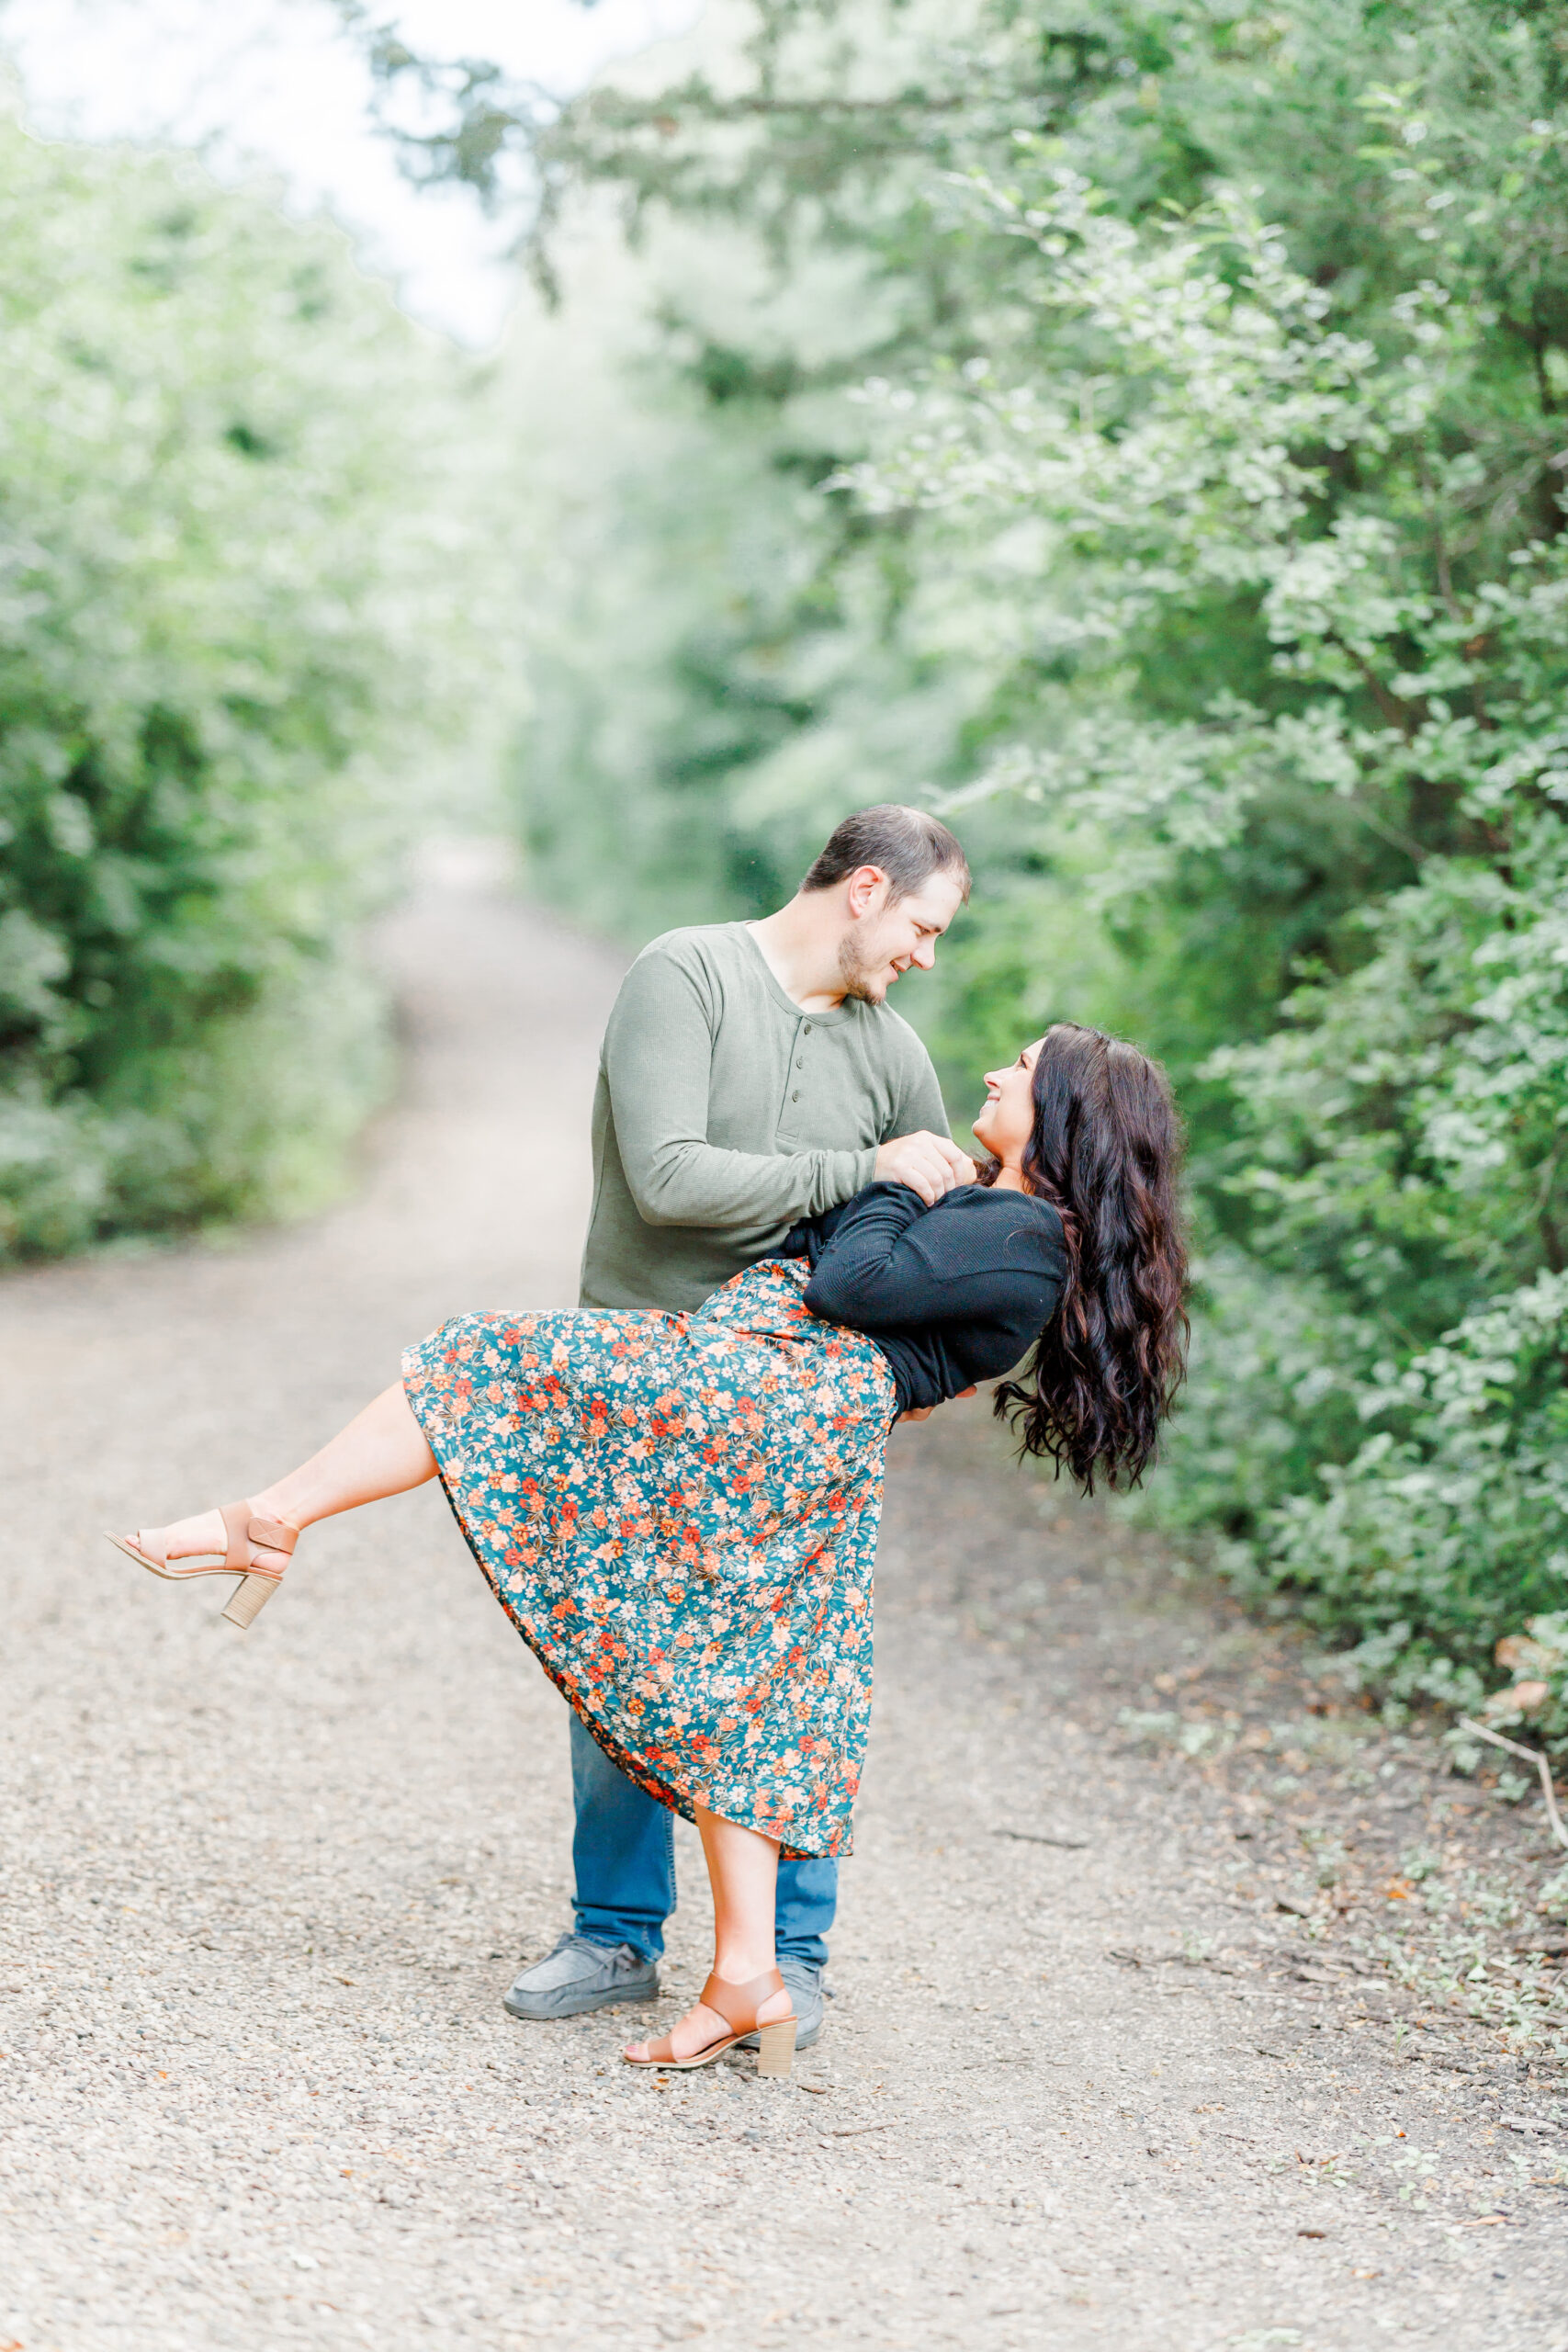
[401,1260,893,1859]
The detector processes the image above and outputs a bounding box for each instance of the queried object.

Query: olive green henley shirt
[578,922,950,1313]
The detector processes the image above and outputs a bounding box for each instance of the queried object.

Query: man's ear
[844,865,890,920]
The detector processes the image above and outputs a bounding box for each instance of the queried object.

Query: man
[505,803,974,2048]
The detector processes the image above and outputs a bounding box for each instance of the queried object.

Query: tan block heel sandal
[624,1966,797,2076]
[104,1502,298,1629]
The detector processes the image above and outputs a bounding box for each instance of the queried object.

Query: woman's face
[972,1038,1043,1166]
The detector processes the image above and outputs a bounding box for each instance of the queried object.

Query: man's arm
[887,1035,953,1153]
[605,947,874,1229]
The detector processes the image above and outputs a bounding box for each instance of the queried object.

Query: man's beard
[837,924,890,1003]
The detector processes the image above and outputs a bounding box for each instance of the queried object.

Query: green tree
[0,110,513,1256]
[502,213,1004,941]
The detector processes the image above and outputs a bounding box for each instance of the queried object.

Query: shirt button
[792,1090,800,1102]
[803,1023,812,1033]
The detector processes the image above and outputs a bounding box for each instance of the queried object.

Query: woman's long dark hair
[984,1023,1189,1492]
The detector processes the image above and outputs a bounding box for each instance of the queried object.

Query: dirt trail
[2,865,1564,2352]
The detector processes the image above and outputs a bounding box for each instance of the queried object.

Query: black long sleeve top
[782,1180,1066,1415]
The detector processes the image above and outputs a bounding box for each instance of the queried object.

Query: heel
[222,1573,278,1630]
[755,2018,796,2078]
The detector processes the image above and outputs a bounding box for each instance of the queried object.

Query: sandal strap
[219,1501,298,1575]
[642,2005,744,2067]
[698,1968,788,2033]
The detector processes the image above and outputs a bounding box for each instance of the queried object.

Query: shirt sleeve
[604,947,876,1230]
[804,1184,1063,1331]
[886,1027,952,1143]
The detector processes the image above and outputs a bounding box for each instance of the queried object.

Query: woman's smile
[971,1037,1043,1166]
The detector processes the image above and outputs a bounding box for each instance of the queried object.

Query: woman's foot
[624,1976,792,2064]
[126,1504,293,1576]
[126,1508,223,1566]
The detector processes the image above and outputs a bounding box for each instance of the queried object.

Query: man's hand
[874,1130,977,1206]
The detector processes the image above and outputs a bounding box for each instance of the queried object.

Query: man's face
[837,868,966,1003]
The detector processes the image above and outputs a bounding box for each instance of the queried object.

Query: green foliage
[345,0,1066,294]
[1483,1611,1568,1762]
[837,62,1568,1724]
[502,214,1002,946]
[0,112,509,1257]
[378,0,1568,1725]
[506,256,842,935]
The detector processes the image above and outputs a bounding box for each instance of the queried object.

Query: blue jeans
[569,1711,836,1968]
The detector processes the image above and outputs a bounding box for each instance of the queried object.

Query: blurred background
[3,0,1567,1757]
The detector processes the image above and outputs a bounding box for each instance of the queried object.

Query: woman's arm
[798,1184,926,1319]
[803,1184,1062,1332]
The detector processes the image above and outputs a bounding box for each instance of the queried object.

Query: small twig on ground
[1457,1718,1568,1851]
[993,1828,1089,1849]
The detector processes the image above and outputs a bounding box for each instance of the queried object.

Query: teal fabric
[404,1259,896,1859]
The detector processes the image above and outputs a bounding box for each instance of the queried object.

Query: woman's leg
[701,1809,784,1982]
[130,1382,438,1563]
[623,1806,792,2061]
[251,1383,438,1530]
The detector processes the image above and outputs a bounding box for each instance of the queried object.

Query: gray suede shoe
[738,1956,823,2052]
[503,1933,660,2022]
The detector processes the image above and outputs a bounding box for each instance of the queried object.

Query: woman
[107,1023,1187,2076]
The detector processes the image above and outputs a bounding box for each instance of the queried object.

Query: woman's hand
[897,1385,977,1424]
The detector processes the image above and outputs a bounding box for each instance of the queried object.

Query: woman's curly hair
[984,1023,1189,1492]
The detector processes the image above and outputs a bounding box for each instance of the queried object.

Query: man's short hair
[800,804,971,904]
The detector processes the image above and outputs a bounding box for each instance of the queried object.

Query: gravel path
[4,865,1566,2352]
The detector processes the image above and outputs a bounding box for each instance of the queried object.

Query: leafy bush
[1178,1261,1568,1716]
[0,112,509,1256]
[844,143,1568,1725]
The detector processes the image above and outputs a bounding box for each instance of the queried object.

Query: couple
[110,805,1187,2077]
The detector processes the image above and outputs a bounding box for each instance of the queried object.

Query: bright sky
[0,0,703,345]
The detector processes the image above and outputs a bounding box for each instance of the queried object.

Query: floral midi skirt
[400,1259,897,1858]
